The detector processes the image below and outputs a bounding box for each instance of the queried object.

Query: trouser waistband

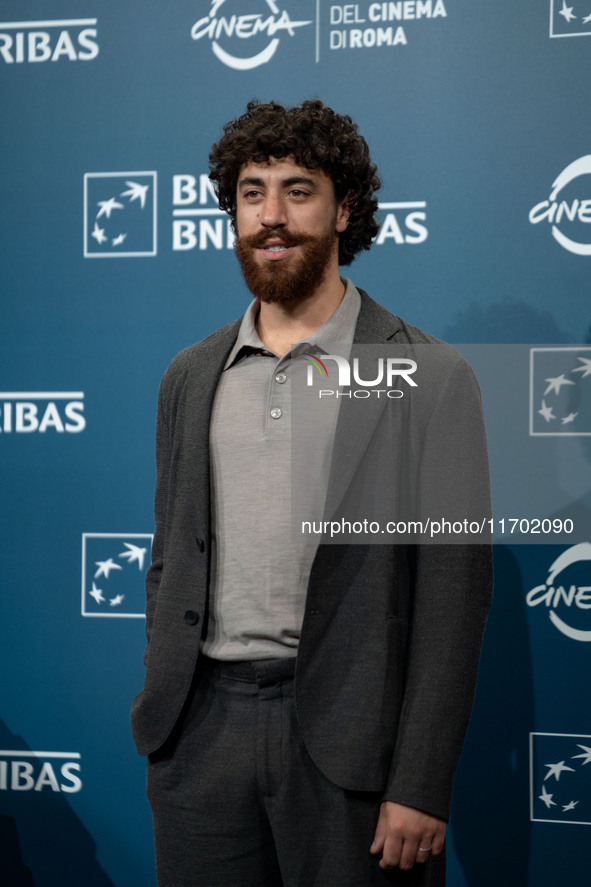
[200,654,296,687]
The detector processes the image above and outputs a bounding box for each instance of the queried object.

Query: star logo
[530,347,591,436]
[118,542,147,571]
[91,222,108,244]
[561,412,578,425]
[538,399,556,423]
[120,181,149,208]
[539,785,556,808]
[96,197,124,219]
[84,172,157,257]
[550,0,591,36]
[562,800,579,811]
[572,745,591,765]
[531,733,591,824]
[82,532,152,618]
[543,374,575,396]
[89,582,105,605]
[544,760,576,781]
[94,558,123,580]
[558,2,576,22]
[572,357,591,378]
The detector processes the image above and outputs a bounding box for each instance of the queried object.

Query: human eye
[288,188,309,200]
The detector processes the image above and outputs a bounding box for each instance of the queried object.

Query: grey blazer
[130,289,492,822]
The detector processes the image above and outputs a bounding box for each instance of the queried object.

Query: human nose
[260,193,287,228]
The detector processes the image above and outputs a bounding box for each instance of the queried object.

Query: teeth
[265,245,287,251]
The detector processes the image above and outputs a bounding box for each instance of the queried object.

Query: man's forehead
[237,155,330,184]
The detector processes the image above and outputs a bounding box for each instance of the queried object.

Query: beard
[234,226,338,306]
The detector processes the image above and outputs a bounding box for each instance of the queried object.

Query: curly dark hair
[208,99,381,266]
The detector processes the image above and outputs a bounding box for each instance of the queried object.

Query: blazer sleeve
[143,371,173,664]
[382,358,493,820]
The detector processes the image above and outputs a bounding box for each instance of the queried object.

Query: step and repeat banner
[1,2,590,885]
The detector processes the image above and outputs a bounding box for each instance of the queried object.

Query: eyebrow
[237,175,318,192]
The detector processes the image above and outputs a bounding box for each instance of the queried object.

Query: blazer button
[184,610,200,626]
[195,536,205,552]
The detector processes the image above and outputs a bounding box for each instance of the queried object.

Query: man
[131,99,492,886]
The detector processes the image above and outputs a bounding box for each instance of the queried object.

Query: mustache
[238,228,313,249]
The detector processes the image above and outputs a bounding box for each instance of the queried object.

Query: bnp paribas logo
[531,732,591,825]
[529,347,591,436]
[550,1,591,37]
[81,532,152,618]
[83,172,157,257]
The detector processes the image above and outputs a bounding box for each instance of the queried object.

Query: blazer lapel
[323,290,403,519]
[183,320,242,535]
[189,291,403,531]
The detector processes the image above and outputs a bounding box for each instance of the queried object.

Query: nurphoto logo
[302,352,418,399]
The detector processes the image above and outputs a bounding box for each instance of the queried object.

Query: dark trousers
[147,657,444,887]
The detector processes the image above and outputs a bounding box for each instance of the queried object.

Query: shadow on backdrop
[442,299,571,344]
[451,546,534,887]
[0,812,34,887]
[0,719,116,887]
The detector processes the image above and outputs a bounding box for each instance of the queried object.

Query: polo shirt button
[195,536,205,552]
[184,610,200,626]
[270,407,282,419]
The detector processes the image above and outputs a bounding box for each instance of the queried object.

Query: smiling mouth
[257,241,296,259]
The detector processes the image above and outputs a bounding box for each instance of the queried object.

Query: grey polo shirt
[202,278,361,660]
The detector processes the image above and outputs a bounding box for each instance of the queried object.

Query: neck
[255,272,346,357]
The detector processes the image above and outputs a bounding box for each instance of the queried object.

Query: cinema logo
[303,353,418,399]
[0,750,82,793]
[0,18,99,64]
[526,543,591,642]
[190,0,313,70]
[0,392,85,434]
[529,156,591,256]
[329,1,447,52]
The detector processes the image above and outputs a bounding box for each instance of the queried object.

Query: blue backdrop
[2,2,591,884]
